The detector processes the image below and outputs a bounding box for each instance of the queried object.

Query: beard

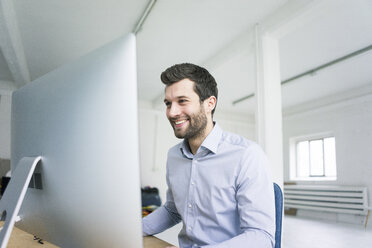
[170,107,208,140]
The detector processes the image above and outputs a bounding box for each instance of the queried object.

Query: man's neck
[188,121,214,155]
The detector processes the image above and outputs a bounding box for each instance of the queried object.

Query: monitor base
[0,156,41,248]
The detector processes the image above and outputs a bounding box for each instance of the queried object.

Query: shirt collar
[180,139,192,159]
[180,122,223,157]
[200,122,222,154]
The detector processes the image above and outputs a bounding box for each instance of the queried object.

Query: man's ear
[204,96,216,114]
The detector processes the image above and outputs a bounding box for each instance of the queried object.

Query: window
[290,134,337,180]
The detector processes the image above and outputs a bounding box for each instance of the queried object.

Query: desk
[143,236,173,248]
[1,224,172,248]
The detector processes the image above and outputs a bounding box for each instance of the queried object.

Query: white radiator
[284,185,369,215]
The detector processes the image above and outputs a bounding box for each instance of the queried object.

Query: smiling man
[142,63,275,248]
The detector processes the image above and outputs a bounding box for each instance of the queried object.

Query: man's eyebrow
[175,96,190,100]
[164,96,190,102]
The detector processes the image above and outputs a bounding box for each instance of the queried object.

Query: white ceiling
[0,0,371,115]
[12,0,149,80]
[279,0,372,109]
[135,0,286,101]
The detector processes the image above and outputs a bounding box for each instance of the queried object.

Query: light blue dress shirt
[142,123,275,248]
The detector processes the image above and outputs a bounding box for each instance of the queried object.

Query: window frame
[289,132,337,181]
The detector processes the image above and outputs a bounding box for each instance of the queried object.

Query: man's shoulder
[220,131,269,172]
[221,131,256,149]
[220,130,266,155]
[167,141,183,155]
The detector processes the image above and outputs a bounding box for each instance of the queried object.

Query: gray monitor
[10,34,143,247]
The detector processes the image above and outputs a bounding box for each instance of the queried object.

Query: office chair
[273,183,283,248]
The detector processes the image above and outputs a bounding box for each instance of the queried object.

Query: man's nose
[168,104,181,117]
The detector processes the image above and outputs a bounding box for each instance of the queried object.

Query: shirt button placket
[186,158,197,234]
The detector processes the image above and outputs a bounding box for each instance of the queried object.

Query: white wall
[283,93,372,225]
[138,107,179,202]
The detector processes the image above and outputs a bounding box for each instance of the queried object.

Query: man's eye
[179,99,186,104]
[165,102,171,107]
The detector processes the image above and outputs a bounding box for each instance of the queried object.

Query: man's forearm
[142,205,181,236]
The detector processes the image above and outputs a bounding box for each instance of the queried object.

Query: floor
[283,215,372,248]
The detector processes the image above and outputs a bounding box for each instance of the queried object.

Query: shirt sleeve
[201,144,276,248]
[142,165,182,236]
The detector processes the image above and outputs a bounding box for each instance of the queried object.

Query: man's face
[164,79,208,139]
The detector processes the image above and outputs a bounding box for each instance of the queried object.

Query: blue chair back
[273,183,283,248]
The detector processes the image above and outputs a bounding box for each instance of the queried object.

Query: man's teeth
[175,120,186,125]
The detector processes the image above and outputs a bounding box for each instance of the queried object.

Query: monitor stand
[0,156,41,248]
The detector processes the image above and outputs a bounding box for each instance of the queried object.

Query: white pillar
[254,25,283,186]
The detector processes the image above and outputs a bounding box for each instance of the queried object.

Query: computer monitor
[10,34,143,247]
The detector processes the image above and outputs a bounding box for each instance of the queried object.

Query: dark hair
[160,63,218,115]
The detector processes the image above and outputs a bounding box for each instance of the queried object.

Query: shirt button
[188,204,192,208]
[191,181,195,185]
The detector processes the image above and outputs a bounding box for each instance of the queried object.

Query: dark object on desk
[1,177,10,195]
[34,236,44,244]
[141,186,161,207]
[142,187,161,217]
[274,182,283,248]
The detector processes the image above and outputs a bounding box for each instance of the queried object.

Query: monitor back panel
[11,34,143,248]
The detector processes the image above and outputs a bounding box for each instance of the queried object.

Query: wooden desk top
[143,236,173,248]
[1,223,172,248]
[1,224,58,248]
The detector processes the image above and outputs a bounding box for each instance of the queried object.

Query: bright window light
[292,135,337,180]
